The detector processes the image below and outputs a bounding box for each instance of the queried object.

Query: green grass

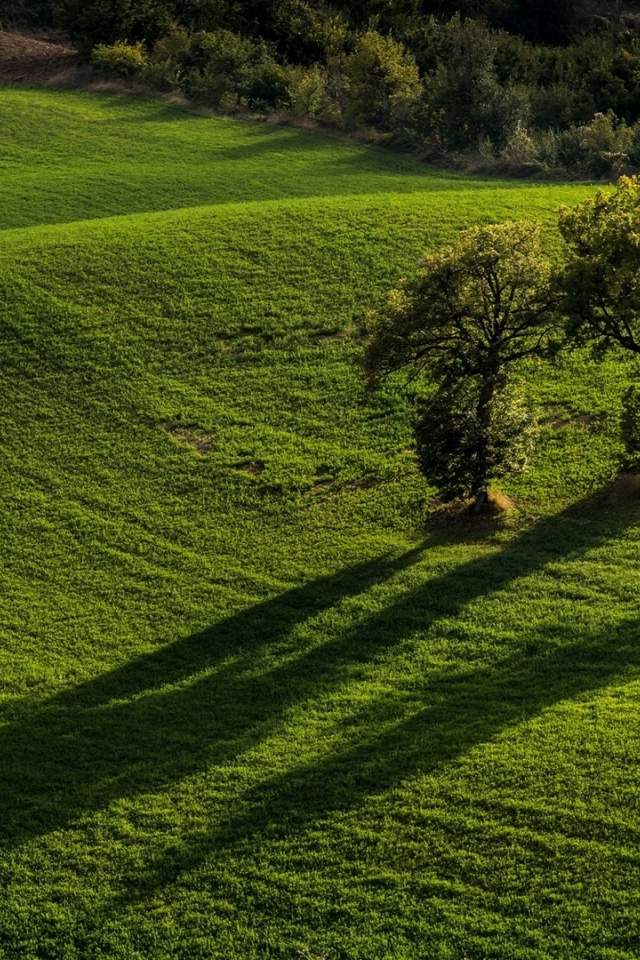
[0,88,558,232]
[1,87,639,960]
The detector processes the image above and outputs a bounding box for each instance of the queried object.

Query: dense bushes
[11,0,640,179]
[178,30,290,109]
[57,0,176,58]
[88,20,640,180]
[90,28,291,109]
[0,0,54,27]
[344,31,421,131]
[419,16,526,151]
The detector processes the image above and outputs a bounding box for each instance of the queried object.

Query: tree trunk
[470,372,499,511]
[471,487,489,513]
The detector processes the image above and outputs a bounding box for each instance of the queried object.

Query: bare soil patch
[429,488,517,531]
[541,403,607,430]
[236,460,266,475]
[162,421,214,454]
[0,31,79,85]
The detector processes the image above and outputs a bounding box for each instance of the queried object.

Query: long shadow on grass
[0,546,426,844]
[104,610,640,914]
[109,505,640,904]
[0,493,637,856]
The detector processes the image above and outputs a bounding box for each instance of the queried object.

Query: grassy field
[1,87,640,960]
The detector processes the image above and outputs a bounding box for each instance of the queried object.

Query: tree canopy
[558,175,640,355]
[363,220,559,387]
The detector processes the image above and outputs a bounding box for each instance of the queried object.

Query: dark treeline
[0,0,607,46]
[4,0,640,177]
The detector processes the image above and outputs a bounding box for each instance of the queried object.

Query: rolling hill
[1,87,639,960]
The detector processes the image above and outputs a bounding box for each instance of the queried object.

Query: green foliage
[57,0,177,58]
[5,0,632,176]
[558,175,640,466]
[177,29,289,109]
[265,0,351,63]
[0,0,54,27]
[285,63,328,118]
[364,220,558,386]
[91,40,148,78]
[495,29,640,131]
[500,119,539,163]
[415,380,534,501]
[557,111,638,178]
[345,30,420,132]
[139,25,189,89]
[419,16,526,152]
[558,174,640,353]
[492,0,577,45]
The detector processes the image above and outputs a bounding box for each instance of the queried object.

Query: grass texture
[1,88,640,960]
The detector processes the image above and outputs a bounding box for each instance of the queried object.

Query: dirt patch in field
[0,31,79,85]
[162,421,214,454]
[351,476,381,490]
[429,488,517,530]
[236,460,265,475]
[541,403,607,430]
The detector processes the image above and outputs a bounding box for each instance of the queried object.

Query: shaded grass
[0,88,638,960]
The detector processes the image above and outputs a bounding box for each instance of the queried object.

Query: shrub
[557,112,634,178]
[345,30,421,133]
[179,30,289,110]
[139,28,189,90]
[91,41,148,79]
[59,0,175,59]
[501,120,538,163]
[528,82,579,132]
[531,128,560,168]
[420,16,527,152]
[285,64,328,119]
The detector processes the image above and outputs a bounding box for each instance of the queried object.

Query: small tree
[420,16,526,152]
[345,30,421,132]
[558,175,640,469]
[363,220,559,509]
[558,175,640,355]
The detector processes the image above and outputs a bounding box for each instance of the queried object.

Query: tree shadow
[213,613,640,851]
[1,492,637,870]
[0,546,426,845]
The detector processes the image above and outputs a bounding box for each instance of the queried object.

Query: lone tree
[363,220,559,510]
[558,175,640,468]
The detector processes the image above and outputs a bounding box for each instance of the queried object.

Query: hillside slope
[1,89,640,960]
[0,31,78,84]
